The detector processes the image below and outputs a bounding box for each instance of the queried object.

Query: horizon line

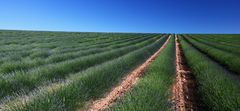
[0,28,240,35]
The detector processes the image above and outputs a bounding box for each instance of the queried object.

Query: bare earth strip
[86,35,171,111]
[171,35,199,111]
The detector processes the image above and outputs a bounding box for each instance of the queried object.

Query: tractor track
[171,35,200,111]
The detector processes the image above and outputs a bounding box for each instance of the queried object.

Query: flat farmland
[0,30,239,111]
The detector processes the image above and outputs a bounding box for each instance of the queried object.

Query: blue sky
[1,0,240,33]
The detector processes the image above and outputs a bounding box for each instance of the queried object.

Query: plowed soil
[171,35,200,111]
[87,35,171,111]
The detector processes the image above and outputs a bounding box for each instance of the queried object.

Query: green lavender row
[0,35,155,74]
[180,37,240,111]
[183,35,240,74]
[0,33,146,62]
[109,35,175,111]
[0,35,162,100]
[0,35,169,111]
[192,34,240,46]
[188,35,240,55]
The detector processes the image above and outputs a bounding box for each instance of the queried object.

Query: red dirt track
[87,35,171,111]
[171,35,199,111]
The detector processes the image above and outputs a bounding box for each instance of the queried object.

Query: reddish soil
[171,35,199,111]
[87,35,171,111]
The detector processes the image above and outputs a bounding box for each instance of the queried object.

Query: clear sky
[1,0,240,33]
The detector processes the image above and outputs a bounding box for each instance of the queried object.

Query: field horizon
[1,29,240,35]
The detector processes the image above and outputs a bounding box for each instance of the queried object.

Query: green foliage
[180,37,240,111]
[0,33,162,99]
[109,36,175,111]
[2,30,239,111]
[183,35,240,74]
[188,35,240,55]
[1,34,168,111]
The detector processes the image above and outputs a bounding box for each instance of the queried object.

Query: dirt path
[86,35,171,111]
[171,35,199,111]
